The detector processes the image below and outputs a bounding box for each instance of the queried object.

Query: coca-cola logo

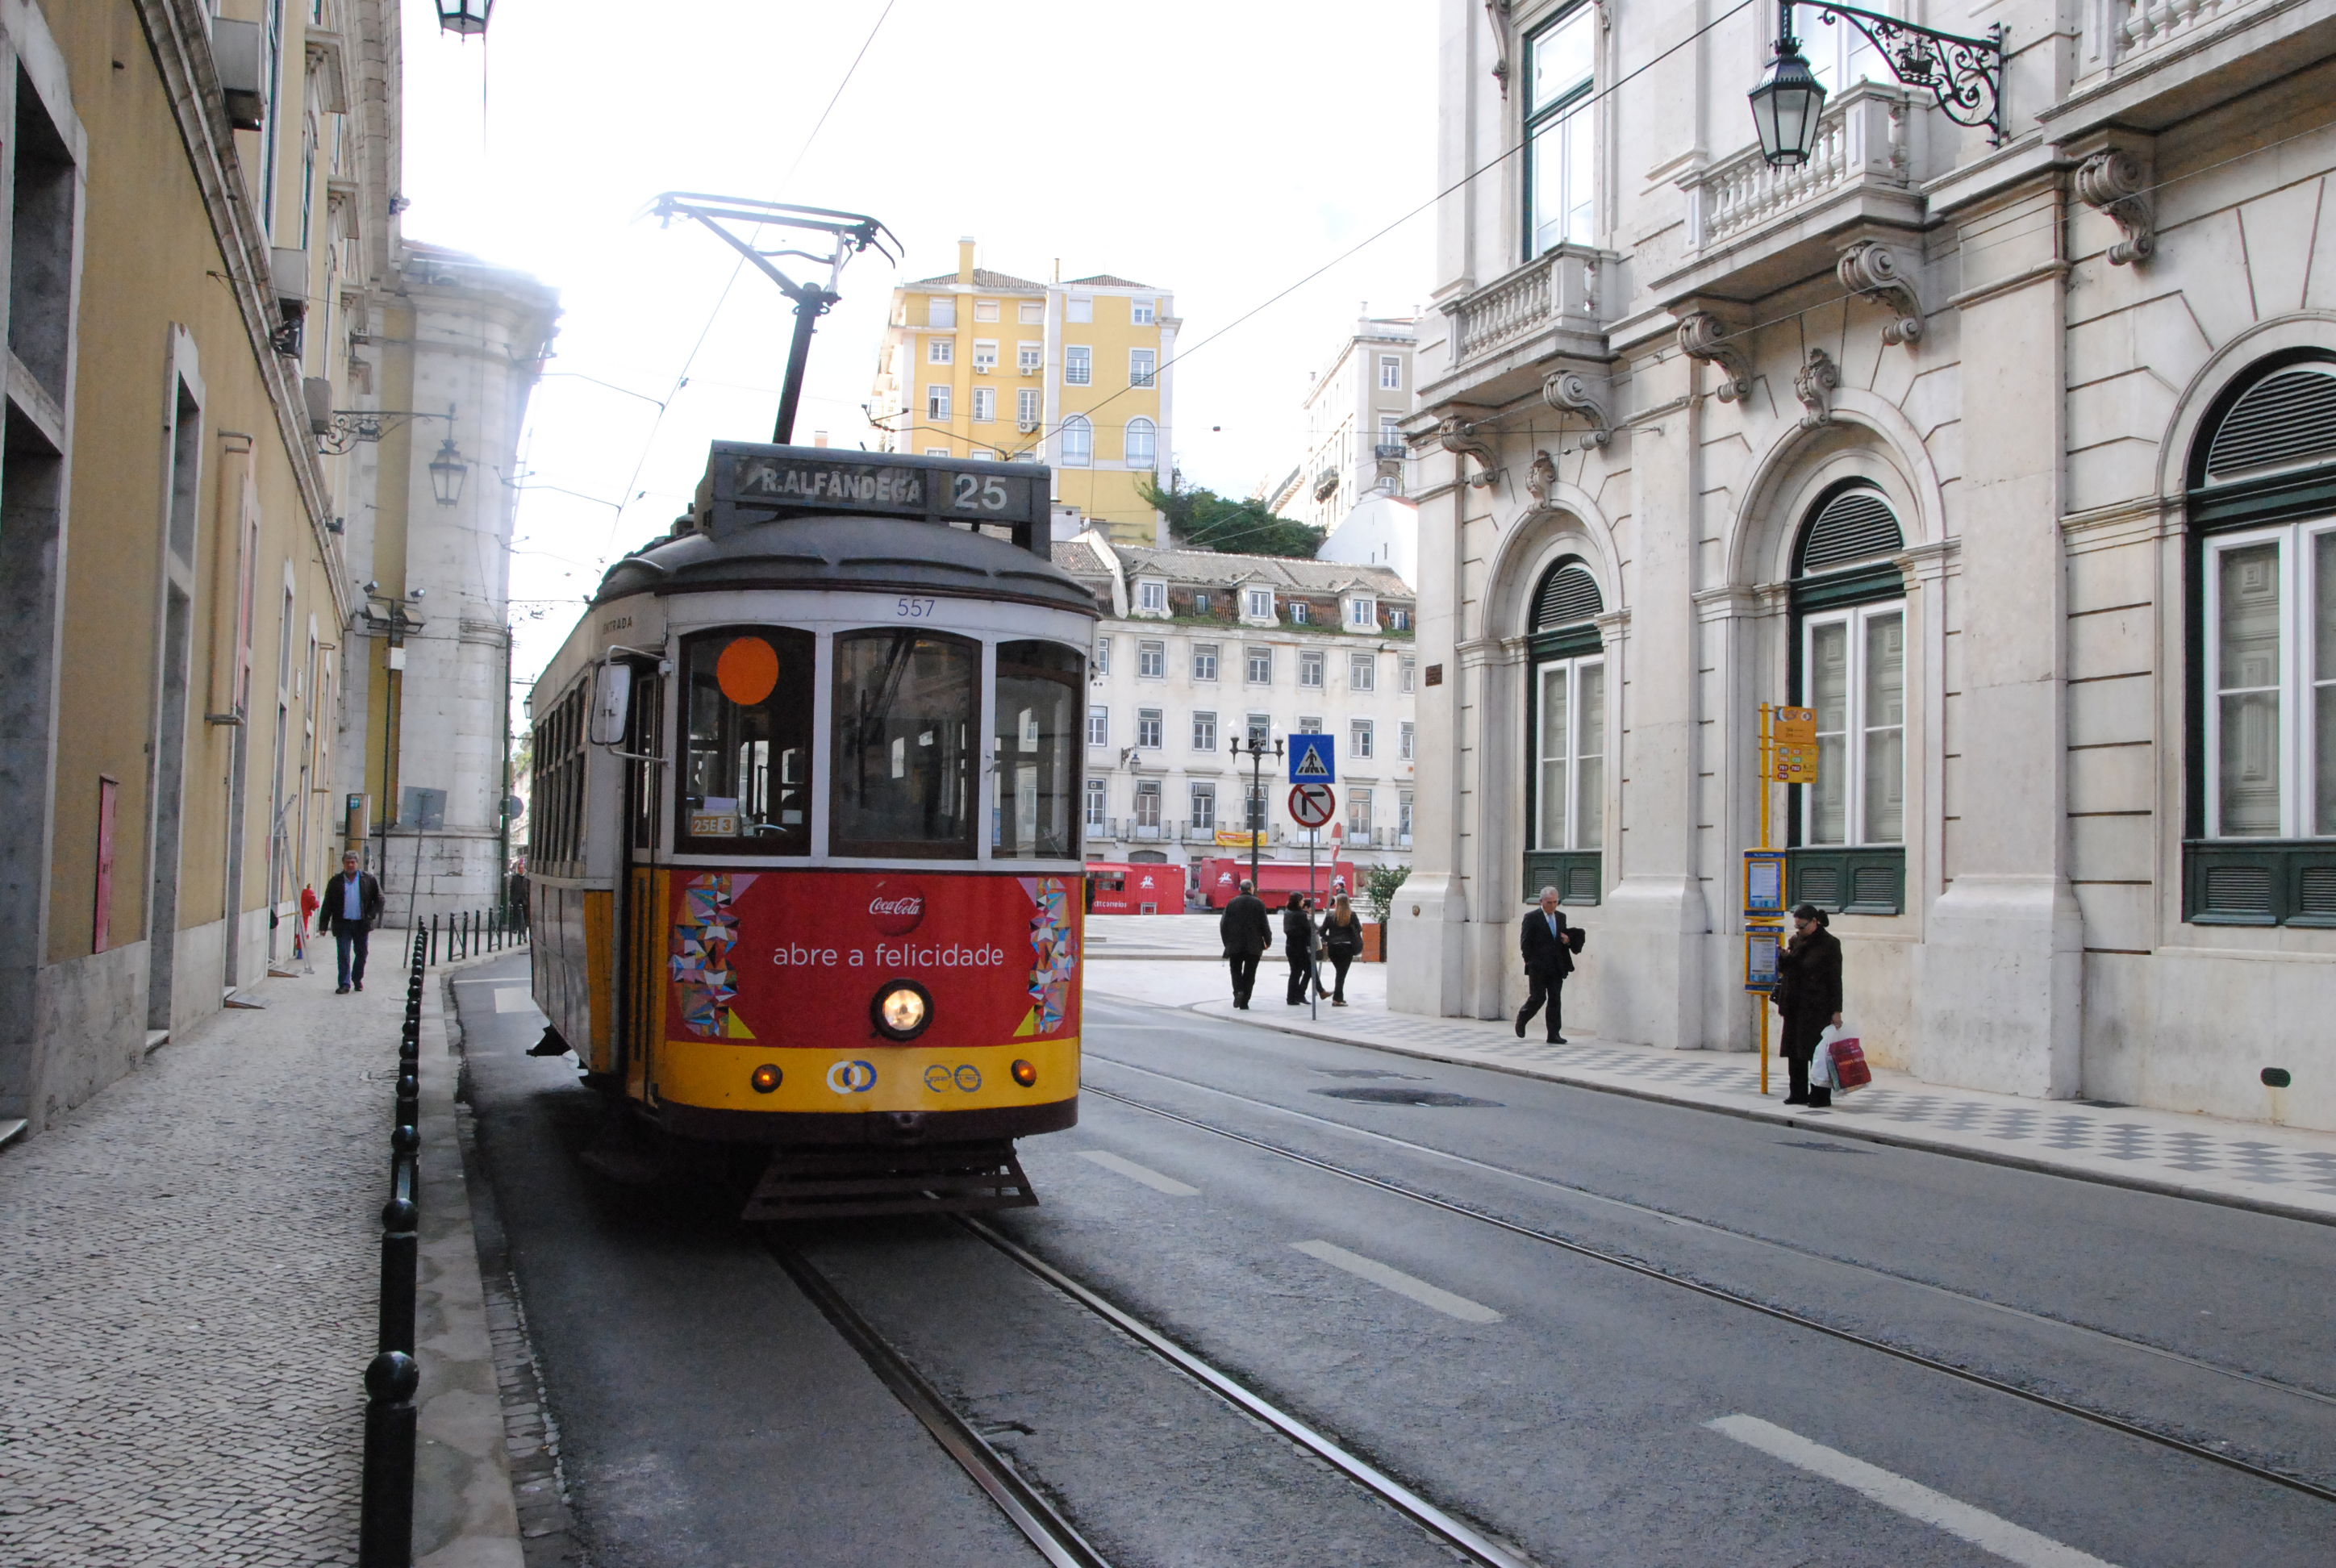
[867,881,927,936]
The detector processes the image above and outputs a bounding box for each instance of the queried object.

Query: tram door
[617,665,665,1100]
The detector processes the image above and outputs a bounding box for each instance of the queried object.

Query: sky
[395,0,1441,688]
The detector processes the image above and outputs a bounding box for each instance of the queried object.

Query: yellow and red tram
[526,444,1093,1214]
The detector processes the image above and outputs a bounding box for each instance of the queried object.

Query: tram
[525,443,1095,1218]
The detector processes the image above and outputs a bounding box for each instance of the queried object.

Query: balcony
[1422,244,1613,409]
[1655,82,1921,307]
[2045,0,2336,143]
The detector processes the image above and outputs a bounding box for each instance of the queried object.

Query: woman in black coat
[1772,903,1844,1106]
[1283,894,1320,1005]
[1317,894,1364,1006]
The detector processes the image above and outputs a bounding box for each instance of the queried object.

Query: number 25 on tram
[524,444,1095,1206]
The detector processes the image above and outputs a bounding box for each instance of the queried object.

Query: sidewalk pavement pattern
[1086,954,2336,1227]
[0,935,524,1568]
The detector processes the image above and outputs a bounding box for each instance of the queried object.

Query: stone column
[1387,465,1472,1018]
[1913,180,2084,1098]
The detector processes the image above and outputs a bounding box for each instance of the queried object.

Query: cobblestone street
[0,962,403,1568]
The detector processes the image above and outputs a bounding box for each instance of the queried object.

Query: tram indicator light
[1011,1060,1038,1088]
[749,1064,783,1094]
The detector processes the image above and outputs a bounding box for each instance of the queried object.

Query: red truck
[1194,857,1358,910]
[1086,862,1188,915]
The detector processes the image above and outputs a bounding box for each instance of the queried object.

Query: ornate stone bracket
[1837,240,1923,347]
[1437,415,1500,489]
[1676,311,1752,402]
[1542,369,1612,448]
[1525,449,1559,509]
[1796,348,1840,430]
[1484,0,1512,94]
[2075,149,2155,265]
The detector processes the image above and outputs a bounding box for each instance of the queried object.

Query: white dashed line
[1704,1415,2121,1568]
[1076,1150,1199,1196]
[1291,1241,1503,1324]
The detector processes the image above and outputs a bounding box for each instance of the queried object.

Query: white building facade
[1271,315,1420,532]
[1396,0,2336,1132]
[1057,534,1419,886]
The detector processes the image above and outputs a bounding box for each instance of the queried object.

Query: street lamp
[436,0,492,35]
[428,438,469,507]
[1228,735,1283,894]
[1750,1,2006,168]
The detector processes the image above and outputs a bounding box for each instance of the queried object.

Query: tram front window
[994,640,1082,859]
[832,630,978,858]
[680,628,814,853]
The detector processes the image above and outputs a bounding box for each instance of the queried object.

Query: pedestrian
[1772,903,1844,1107]
[1318,893,1363,1006]
[316,850,385,995]
[1219,878,1271,1010]
[1515,885,1575,1043]
[1283,893,1320,1005]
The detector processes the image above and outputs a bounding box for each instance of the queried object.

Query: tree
[1361,862,1411,925]
[1141,477,1320,559]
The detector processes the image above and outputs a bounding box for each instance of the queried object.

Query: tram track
[1074,1064,2336,1510]
[768,1221,1541,1568]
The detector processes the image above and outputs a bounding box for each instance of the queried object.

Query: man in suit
[1516,885,1575,1043]
[316,851,386,995]
[1219,879,1272,1010]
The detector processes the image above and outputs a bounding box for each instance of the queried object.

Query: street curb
[1135,997,2336,1232]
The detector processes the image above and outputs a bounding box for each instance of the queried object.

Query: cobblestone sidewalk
[0,940,517,1568]
[1086,958,2336,1227]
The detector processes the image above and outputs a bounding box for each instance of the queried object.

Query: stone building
[1269,313,1420,533]
[1395,0,2336,1132]
[1055,532,1418,886]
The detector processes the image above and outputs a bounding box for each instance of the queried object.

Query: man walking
[1220,878,1271,1011]
[317,851,384,995]
[1516,885,1575,1043]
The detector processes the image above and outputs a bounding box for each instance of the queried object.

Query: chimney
[813,430,829,448]
[957,237,975,283]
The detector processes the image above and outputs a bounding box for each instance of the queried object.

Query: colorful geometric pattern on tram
[672,873,757,1038]
[1019,875,1078,1036]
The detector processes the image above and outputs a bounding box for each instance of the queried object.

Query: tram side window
[832,630,978,858]
[994,640,1084,860]
[679,628,815,853]
[532,682,589,873]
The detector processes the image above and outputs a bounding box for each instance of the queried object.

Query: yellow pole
[1758,703,1771,1097]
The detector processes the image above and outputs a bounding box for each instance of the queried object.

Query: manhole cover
[1312,1086,1502,1107]
[1312,1068,1430,1081]
[1777,1140,1867,1153]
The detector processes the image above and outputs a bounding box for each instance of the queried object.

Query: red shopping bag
[1827,1033,1871,1091]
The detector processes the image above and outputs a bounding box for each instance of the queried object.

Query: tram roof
[595,443,1092,615]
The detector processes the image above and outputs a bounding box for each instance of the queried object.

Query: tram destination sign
[699,443,1051,557]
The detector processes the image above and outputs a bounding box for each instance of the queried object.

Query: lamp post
[1228,735,1283,893]
[1749,0,2005,166]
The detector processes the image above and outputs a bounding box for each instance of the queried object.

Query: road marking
[1291,1241,1503,1324]
[1704,1415,2121,1568]
[1076,1150,1199,1196]
[494,987,536,1013]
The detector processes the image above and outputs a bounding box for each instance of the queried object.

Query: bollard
[378,1195,418,1357]
[390,1121,418,1192]
[357,1350,419,1568]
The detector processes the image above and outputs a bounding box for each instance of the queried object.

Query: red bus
[1086,862,1187,915]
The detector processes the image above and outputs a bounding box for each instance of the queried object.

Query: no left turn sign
[1287,782,1337,829]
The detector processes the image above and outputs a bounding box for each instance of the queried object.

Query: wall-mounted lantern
[428,439,469,507]
[436,0,493,36]
[1750,0,2005,168]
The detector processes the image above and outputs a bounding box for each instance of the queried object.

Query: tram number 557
[895,597,936,619]
[952,473,1011,512]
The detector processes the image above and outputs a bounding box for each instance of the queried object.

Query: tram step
[741,1140,1039,1223]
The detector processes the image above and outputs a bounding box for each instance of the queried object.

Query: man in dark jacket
[316,851,386,994]
[1281,894,1321,1006]
[1772,903,1844,1106]
[1219,880,1271,1010]
[1516,885,1575,1043]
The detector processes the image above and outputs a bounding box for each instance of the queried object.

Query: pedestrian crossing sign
[1287,733,1336,783]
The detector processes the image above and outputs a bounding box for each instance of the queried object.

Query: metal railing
[423,903,529,966]
[359,927,428,1568]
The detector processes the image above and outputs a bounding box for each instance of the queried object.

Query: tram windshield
[832,630,978,857]
[993,640,1082,859]
[679,628,815,853]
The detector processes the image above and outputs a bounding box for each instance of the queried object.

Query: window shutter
[2203,365,2336,484]
[1533,562,1603,629]
[1796,488,1904,575]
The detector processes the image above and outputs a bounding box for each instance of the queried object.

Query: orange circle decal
[715,636,779,706]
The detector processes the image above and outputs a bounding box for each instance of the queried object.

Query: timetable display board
[1743,920,1785,994]
[1744,849,1787,917]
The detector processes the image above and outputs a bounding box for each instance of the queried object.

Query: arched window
[2185,357,2336,925]
[1124,417,1158,470]
[1790,482,1907,914]
[1061,415,1093,468]
[1524,556,1604,904]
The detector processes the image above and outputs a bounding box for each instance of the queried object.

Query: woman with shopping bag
[1772,903,1843,1107]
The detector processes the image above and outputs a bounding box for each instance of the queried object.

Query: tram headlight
[749,1064,783,1095]
[870,980,932,1041]
[1011,1059,1038,1088]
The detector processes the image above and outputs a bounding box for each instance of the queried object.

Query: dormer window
[1244,588,1274,621]
[1137,579,1167,615]
[1347,597,1379,630]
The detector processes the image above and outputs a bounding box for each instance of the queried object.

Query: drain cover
[1312,1086,1502,1107]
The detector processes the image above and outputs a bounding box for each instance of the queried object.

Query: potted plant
[1359,864,1410,963]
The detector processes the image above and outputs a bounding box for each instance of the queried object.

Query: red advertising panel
[665,869,1080,1049]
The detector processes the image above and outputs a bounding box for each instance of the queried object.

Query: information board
[1743,920,1786,994]
[1744,849,1787,917]
[1772,706,1819,785]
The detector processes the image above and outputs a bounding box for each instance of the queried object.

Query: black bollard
[378,1194,418,1357]
[357,1350,419,1568]
[390,1121,418,1192]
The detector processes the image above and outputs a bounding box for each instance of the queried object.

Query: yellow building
[874,240,1176,546]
